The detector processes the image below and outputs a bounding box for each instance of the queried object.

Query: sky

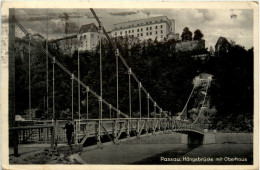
[7,8,254,49]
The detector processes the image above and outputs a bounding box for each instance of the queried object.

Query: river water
[134,144,253,165]
[80,143,253,165]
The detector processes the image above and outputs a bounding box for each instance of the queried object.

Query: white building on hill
[111,16,177,41]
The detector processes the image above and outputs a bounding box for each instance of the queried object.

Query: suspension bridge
[9,8,212,156]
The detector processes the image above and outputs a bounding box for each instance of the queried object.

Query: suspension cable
[192,78,210,124]
[176,85,196,120]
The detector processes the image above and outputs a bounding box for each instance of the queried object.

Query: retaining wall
[203,133,253,144]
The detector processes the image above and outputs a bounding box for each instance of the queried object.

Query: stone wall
[175,39,205,52]
[203,133,253,144]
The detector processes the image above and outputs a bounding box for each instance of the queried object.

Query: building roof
[113,16,172,31]
[79,23,98,34]
[49,34,77,43]
[215,36,230,47]
[33,33,44,38]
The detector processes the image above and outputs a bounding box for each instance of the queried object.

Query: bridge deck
[13,118,203,145]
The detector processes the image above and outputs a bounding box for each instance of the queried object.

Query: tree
[181,27,192,42]
[193,29,204,40]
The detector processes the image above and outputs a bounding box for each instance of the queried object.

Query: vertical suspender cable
[128,68,132,118]
[29,35,31,119]
[77,9,81,133]
[154,102,156,118]
[139,82,142,119]
[116,50,119,118]
[71,74,74,121]
[99,26,103,121]
[109,104,112,119]
[52,57,55,124]
[147,94,150,118]
[86,86,89,119]
[46,9,49,119]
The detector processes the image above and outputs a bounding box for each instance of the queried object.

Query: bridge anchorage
[9,8,211,156]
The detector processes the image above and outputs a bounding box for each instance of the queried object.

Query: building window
[161,35,163,38]
[146,22,148,24]
[150,27,152,30]
[156,31,158,34]
[150,21,152,24]
[141,28,143,31]
[120,31,122,35]
[161,25,163,28]
[146,32,148,36]
[150,32,152,35]
[137,24,139,26]
[146,27,148,31]
[84,35,86,39]
[161,30,163,34]
[155,26,158,29]
[93,44,95,46]
[141,33,143,36]
[91,34,94,38]
[129,30,130,33]
[132,30,134,33]
[125,31,127,34]
[137,29,139,32]
[132,25,134,27]
[137,34,139,37]
[115,32,117,36]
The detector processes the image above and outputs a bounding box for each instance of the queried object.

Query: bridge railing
[9,125,54,156]
[12,118,203,146]
[74,118,204,144]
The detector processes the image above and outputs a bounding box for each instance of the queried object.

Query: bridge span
[12,118,203,147]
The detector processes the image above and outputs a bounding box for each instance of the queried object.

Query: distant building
[111,16,178,41]
[23,33,45,42]
[50,35,78,56]
[78,23,102,51]
[215,36,231,54]
[50,23,102,55]
[175,39,205,52]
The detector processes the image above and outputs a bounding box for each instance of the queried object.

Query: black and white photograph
[1,1,259,169]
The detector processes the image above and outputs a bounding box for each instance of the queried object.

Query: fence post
[13,129,19,157]
[75,120,78,144]
[50,126,54,149]
[127,119,130,139]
